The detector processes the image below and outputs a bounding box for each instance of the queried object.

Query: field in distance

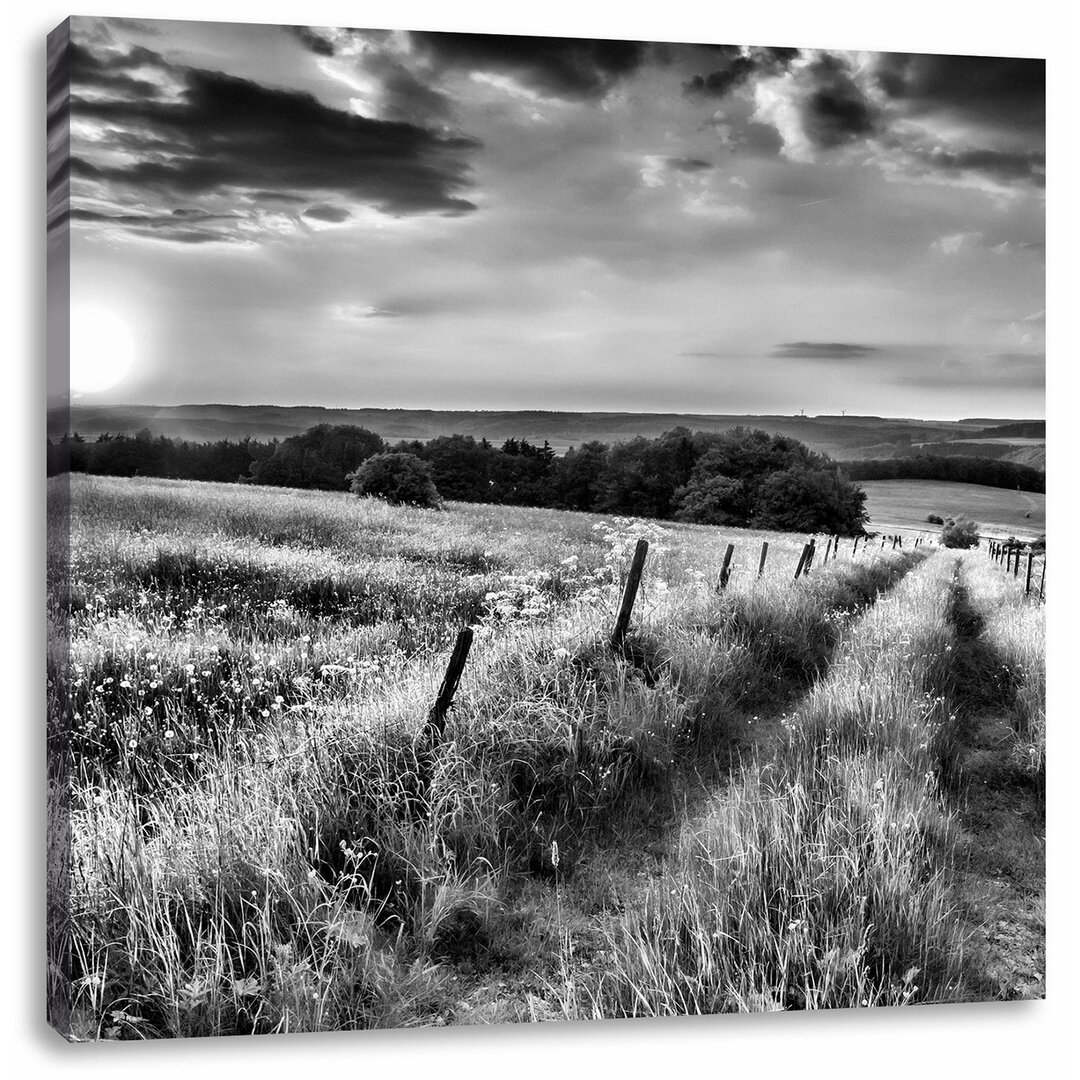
[860,478,1045,539]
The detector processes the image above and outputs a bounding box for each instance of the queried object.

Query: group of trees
[50,422,872,535]
[392,427,869,532]
[844,454,1044,494]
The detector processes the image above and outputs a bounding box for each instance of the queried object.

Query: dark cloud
[872,53,1044,134]
[68,207,243,244]
[62,41,481,241]
[666,157,713,172]
[303,204,351,223]
[408,31,648,101]
[902,143,1045,187]
[799,54,877,151]
[772,342,880,360]
[684,45,799,98]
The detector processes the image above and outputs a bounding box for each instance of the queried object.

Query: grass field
[47,475,1044,1037]
[860,479,1045,540]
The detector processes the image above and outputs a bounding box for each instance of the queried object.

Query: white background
[7,1,1076,1076]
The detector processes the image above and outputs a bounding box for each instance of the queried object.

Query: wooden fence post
[1025,552,1034,595]
[794,542,810,581]
[805,538,816,573]
[1014,548,1021,578]
[611,538,649,651]
[758,541,769,576]
[1039,562,1045,601]
[823,536,833,562]
[425,627,474,739]
[717,542,735,591]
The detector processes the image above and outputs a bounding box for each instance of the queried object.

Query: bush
[347,452,442,508]
[927,514,944,525]
[940,516,980,549]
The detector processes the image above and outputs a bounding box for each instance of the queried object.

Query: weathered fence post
[758,541,769,576]
[832,535,840,560]
[716,542,735,591]
[805,538,816,573]
[1039,562,1045,601]
[1025,551,1034,595]
[823,536,833,562]
[425,627,474,740]
[794,542,811,581]
[611,538,649,651]
[1014,547,1021,578]
[852,536,859,557]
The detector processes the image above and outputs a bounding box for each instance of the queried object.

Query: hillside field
[860,479,1045,540]
[47,476,1044,1037]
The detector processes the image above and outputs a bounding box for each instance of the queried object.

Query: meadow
[860,479,1045,539]
[47,475,1045,1037]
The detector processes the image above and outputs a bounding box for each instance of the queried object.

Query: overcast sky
[49,16,1045,419]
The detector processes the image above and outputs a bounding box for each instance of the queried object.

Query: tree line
[842,454,1044,493]
[49,422,873,534]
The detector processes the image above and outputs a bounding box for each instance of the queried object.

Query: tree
[251,424,384,490]
[753,465,867,534]
[551,440,608,511]
[347,452,442,508]
[673,475,744,525]
[672,429,867,534]
[940,516,980,549]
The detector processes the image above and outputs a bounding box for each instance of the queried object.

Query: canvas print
[46,16,1046,1040]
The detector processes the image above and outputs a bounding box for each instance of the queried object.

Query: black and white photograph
[45,6,1048,1046]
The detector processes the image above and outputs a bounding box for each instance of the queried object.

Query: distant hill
[51,403,1033,459]
[977,421,1045,438]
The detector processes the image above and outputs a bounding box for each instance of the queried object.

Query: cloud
[753,53,876,163]
[640,155,713,187]
[288,25,336,56]
[683,45,800,98]
[332,304,403,320]
[931,232,981,255]
[870,53,1044,136]
[407,31,648,102]
[771,341,880,360]
[303,204,351,223]
[667,157,713,173]
[59,39,481,242]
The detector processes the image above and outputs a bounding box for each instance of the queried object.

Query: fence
[985,538,1046,600]
[422,527,1044,781]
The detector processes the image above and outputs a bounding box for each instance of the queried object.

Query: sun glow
[70,304,137,394]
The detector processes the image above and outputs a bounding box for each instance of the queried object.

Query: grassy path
[446,548,934,1021]
[551,550,971,1017]
[944,554,1045,1001]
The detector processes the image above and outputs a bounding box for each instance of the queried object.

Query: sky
[48,16,1045,419]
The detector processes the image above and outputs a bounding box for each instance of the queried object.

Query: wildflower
[164,730,175,740]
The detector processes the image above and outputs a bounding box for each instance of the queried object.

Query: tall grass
[573,552,970,1017]
[954,553,1045,796]
[50,474,927,1038]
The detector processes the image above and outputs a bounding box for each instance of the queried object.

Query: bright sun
[70,304,137,394]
